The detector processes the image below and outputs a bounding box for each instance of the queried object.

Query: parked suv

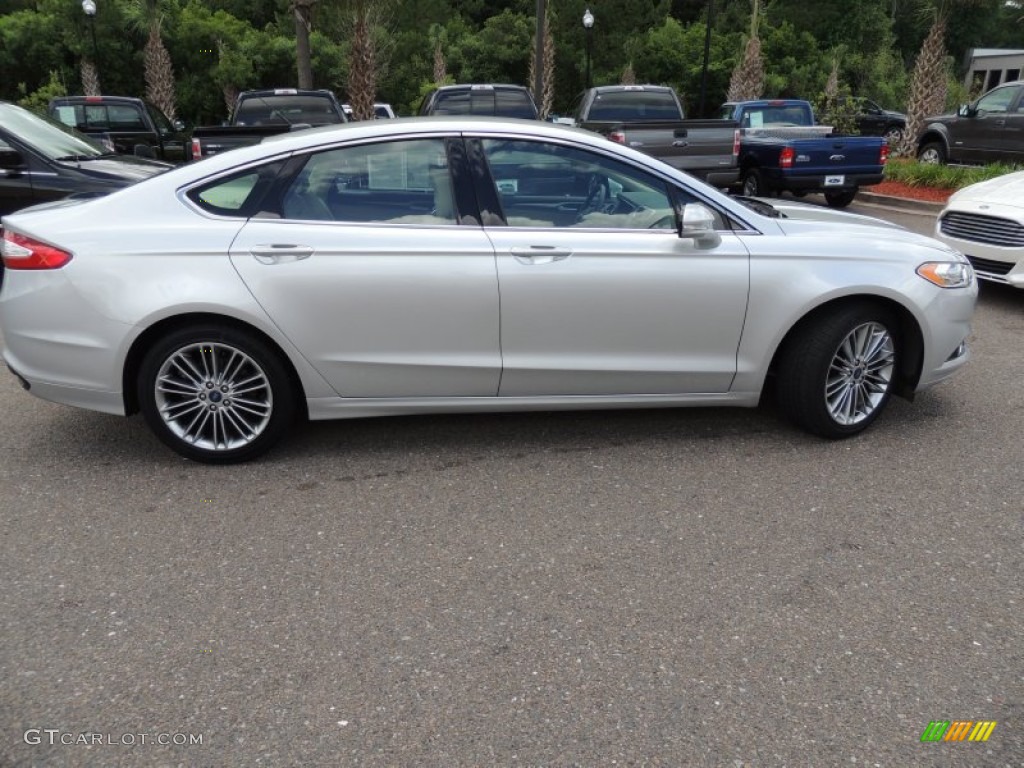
[419,84,538,119]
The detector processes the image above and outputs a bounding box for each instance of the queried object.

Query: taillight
[191,137,201,160]
[732,128,740,158]
[880,143,890,165]
[608,130,626,144]
[779,146,795,169]
[2,231,73,270]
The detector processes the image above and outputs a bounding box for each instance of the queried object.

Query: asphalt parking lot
[2,200,1022,767]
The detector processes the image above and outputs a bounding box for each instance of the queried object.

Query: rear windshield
[428,89,537,119]
[234,96,342,126]
[586,91,682,121]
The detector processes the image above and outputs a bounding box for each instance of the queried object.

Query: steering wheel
[576,173,609,222]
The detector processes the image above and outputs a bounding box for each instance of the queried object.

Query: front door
[476,137,750,396]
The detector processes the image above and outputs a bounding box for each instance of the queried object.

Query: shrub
[884,158,1022,190]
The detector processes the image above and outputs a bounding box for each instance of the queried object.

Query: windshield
[0,103,106,160]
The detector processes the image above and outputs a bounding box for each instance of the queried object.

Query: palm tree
[127,0,178,121]
[527,5,555,119]
[898,0,985,158]
[345,1,392,121]
[293,0,316,89]
[727,0,765,102]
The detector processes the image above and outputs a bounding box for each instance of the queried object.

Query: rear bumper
[697,168,742,189]
[768,172,885,191]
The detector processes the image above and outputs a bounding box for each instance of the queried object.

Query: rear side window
[278,138,457,225]
[187,161,285,217]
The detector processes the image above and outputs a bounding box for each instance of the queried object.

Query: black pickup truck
[48,96,189,163]
[916,79,1024,165]
[571,85,740,188]
[190,88,347,160]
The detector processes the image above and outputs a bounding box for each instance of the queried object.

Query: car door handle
[250,244,314,264]
[509,246,572,265]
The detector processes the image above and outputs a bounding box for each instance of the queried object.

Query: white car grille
[939,211,1024,248]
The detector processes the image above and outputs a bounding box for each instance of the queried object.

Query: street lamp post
[82,0,100,81]
[582,7,594,90]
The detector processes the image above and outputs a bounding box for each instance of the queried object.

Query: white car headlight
[917,261,974,289]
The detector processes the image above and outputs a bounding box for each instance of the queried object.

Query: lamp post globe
[582,8,594,89]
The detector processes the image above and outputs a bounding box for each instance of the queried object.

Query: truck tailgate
[617,120,737,173]
[781,136,885,174]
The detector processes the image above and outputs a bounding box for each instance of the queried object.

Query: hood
[764,198,960,255]
[764,198,905,229]
[946,170,1024,208]
[55,154,171,183]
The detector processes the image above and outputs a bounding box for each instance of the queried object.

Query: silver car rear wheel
[154,342,273,451]
[139,325,296,463]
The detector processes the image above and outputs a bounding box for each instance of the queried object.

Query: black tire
[824,188,857,208]
[883,125,903,146]
[138,324,296,463]
[917,141,947,165]
[776,304,900,439]
[741,168,771,197]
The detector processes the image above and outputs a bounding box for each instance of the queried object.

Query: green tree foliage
[0,0,1017,124]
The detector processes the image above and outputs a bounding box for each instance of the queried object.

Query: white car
[935,170,1024,288]
[0,118,976,463]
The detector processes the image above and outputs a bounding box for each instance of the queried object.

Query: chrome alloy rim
[154,342,273,450]
[825,322,895,426]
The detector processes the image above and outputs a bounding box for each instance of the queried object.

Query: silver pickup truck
[572,85,740,188]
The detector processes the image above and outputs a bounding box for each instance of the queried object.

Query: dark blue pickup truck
[720,99,888,208]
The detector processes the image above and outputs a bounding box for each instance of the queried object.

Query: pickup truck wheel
[776,304,899,438]
[917,142,946,165]
[883,126,903,146]
[824,188,857,208]
[741,168,771,197]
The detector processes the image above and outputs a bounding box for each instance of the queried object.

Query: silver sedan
[0,118,977,463]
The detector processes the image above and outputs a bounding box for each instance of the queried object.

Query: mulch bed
[866,180,954,204]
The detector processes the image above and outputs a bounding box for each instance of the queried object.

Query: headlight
[917,261,973,288]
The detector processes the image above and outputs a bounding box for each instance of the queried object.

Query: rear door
[226,135,502,398]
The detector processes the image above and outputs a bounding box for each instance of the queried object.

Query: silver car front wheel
[777,304,900,438]
[824,322,895,426]
[139,326,296,462]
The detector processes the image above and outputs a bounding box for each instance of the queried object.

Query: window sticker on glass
[368,152,408,189]
[55,106,77,127]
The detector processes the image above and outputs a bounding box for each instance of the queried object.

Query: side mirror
[958,103,977,118]
[677,203,722,248]
[172,119,186,132]
[0,147,26,173]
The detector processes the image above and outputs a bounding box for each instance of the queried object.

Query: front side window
[280,138,457,225]
[480,138,678,230]
[976,86,1019,114]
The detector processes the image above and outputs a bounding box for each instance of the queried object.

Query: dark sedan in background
[0,101,170,219]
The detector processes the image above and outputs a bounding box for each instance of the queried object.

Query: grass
[884,158,1021,190]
